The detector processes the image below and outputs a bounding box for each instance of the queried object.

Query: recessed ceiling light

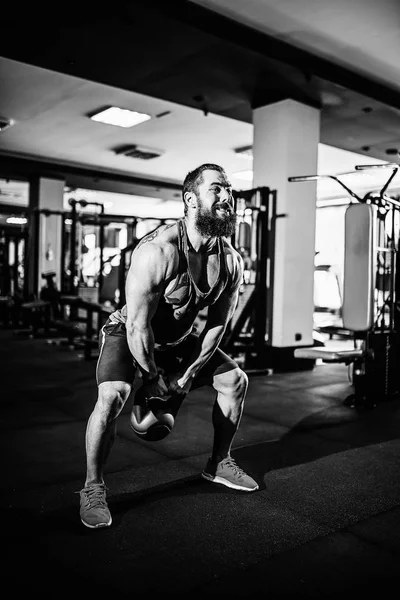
[7,217,27,225]
[0,117,15,132]
[90,106,151,128]
[320,91,343,107]
[233,170,253,181]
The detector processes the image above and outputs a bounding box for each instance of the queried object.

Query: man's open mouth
[215,204,232,213]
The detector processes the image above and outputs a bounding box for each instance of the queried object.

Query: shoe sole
[81,516,112,529]
[201,472,259,492]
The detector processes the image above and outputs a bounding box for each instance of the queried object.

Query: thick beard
[195,205,237,238]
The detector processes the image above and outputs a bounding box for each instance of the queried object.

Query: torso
[110,219,239,347]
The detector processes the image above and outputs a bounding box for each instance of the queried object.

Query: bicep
[125,245,166,329]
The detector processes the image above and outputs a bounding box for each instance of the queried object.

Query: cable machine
[221,186,278,371]
[290,162,400,409]
[66,199,105,296]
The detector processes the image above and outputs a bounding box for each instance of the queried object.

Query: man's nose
[221,188,232,202]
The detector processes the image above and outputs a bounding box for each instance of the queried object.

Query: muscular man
[79,163,259,529]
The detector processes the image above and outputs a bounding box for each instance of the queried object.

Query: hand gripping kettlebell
[130,385,175,442]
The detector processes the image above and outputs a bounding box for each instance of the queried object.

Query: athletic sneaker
[79,483,112,529]
[202,456,259,492]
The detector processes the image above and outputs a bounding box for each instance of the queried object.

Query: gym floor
[2,328,400,597]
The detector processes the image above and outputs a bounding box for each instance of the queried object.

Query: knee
[213,367,248,399]
[96,382,131,421]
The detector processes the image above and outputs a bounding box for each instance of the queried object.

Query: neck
[183,216,216,253]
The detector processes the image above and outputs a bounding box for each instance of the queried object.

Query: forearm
[126,325,158,381]
[179,324,225,386]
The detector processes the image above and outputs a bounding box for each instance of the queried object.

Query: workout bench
[53,295,112,359]
[18,299,51,337]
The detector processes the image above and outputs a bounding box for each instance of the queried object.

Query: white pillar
[253,99,320,347]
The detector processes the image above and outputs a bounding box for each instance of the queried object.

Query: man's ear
[184,191,197,210]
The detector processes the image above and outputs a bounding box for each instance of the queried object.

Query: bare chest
[188,251,219,293]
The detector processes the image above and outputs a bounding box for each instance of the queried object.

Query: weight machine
[15,201,119,355]
[67,198,105,296]
[290,162,400,409]
[221,186,279,371]
[26,200,106,300]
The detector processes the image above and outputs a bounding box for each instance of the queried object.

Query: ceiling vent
[234,145,253,159]
[114,144,164,160]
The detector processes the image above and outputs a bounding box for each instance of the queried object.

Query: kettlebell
[130,385,175,442]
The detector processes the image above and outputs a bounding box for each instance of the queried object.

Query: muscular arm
[178,251,244,386]
[125,242,170,382]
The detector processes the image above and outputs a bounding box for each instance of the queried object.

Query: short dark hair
[182,163,227,215]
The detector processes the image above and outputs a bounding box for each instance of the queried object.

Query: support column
[252,99,320,348]
[27,176,65,297]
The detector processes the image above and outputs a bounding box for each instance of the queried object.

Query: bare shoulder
[132,221,179,278]
[222,238,244,285]
[136,221,178,249]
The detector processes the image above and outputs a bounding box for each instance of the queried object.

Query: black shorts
[96,319,238,388]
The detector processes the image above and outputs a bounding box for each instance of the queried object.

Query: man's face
[193,169,237,237]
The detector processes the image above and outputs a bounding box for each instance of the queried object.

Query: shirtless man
[79,163,259,529]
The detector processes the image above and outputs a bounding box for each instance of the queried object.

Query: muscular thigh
[96,320,137,385]
[96,325,238,391]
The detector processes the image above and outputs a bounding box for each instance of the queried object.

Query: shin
[85,381,131,486]
[211,366,248,463]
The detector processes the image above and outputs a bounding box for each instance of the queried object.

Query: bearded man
[79,163,259,529]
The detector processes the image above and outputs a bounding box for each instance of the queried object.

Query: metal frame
[221,186,277,369]
[290,162,400,408]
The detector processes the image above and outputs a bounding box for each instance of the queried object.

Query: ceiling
[1,0,400,214]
